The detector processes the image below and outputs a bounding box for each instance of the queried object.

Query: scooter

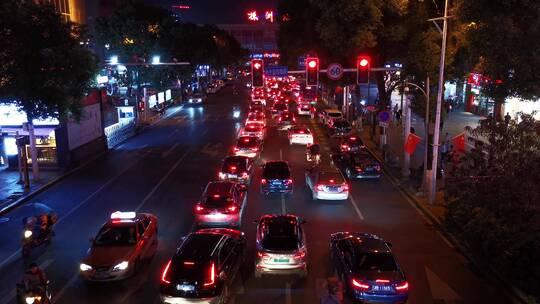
[16,282,52,304]
[21,216,56,257]
[306,151,321,164]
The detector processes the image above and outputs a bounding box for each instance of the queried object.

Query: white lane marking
[348,195,365,220]
[0,148,152,271]
[281,194,286,215]
[285,282,292,304]
[135,149,191,212]
[0,259,55,304]
[161,142,180,159]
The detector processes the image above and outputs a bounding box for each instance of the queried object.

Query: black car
[160,228,246,304]
[340,135,366,153]
[328,119,352,137]
[219,155,253,184]
[271,102,288,117]
[260,161,293,194]
[330,232,409,303]
[333,152,381,179]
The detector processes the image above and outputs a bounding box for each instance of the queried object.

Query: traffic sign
[264,66,288,77]
[378,110,391,122]
[366,105,377,112]
[326,63,344,80]
[297,56,306,69]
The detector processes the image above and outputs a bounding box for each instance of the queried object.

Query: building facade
[38,0,87,23]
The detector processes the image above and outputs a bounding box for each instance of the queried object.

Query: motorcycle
[21,215,56,257]
[306,150,321,164]
[16,282,52,304]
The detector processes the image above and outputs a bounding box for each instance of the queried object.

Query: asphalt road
[0,81,512,304]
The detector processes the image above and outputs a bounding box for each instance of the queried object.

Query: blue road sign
[378,110,391,122]
[264,66,288,77]
[298,56,306,69]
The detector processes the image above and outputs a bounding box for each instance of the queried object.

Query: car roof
[265,160,289,166]
[259,213,299,223]
[332,232,391,253]
[176,232,226,261]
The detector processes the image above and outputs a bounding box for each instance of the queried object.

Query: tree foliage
[0,0,98,121]
[445,113,540,296]
[456,0,540,107]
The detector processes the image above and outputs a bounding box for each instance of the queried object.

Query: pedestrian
[395,110,401,125]
[393,104,398,119]
[504,112,511,124]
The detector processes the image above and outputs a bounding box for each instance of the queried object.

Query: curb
[361,134,533,304]
[0,104,184,217]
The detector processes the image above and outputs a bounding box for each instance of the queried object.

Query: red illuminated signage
[246,10,275,23]
[247,10,259,21]
[265,10,274,23]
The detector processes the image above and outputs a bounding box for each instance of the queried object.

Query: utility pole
[429,0,450,204]
[401,88,411,179]
[423,77,430,193]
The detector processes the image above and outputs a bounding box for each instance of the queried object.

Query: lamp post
[428,0,450,204]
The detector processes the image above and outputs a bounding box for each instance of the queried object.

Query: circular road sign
[378,110,391,122]
[326,63,344,80]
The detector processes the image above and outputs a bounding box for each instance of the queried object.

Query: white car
[305,165,349,201]
[319,109,343,127]
[297,103,311,116]
[288,127,314,145]
[241,122,266,139]
[246,112,266,127]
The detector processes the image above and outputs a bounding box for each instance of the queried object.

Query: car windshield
[261,219,299,251]
[94,225,137,246]
[263,162,290,179]
[237,137,258,148]
[245,124,262,131]
[334,121,350,128]
[203,195,233,208]
[223,158,247,172]
[328,112,342,118]
[355,252,398,272]
[351,154,374,164]
[319,171,345,184]
[170,234,222,281]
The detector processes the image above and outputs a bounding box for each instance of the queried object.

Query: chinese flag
[452,133,466,152]
[404,133,422,155]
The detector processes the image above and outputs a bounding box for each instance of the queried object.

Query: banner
[452,132,466,152]
[404,133,422,155]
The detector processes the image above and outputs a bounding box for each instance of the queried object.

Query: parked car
[330,232,408,304]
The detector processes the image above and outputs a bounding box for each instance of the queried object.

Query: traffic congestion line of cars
[73,76,406,304]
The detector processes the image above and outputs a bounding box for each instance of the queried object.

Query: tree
[0,0,98,180]
[445,113,540,297]
[456,0,540,118]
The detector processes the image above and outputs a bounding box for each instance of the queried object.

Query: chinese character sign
[246,10,275,23]
[247,10,259,21]
[265,11,274,23]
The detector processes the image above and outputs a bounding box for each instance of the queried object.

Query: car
[240,122,266,139]
[160,228,246,304]
[206,85,218,94]
[187,93,207,105]
[340,135,366,153]
[319,109,343,126]
[330,232,409,304]
[249,103,265,113]
[254,214,307,278]
[251,88,265,102]
[246,111,266,127]
[277,111,296,130]
[301,87,318,104]
[233,136,262,158]
[305,165,349,200]
[333,152,382,179]
[271,102,288,118]
[297,103,312,116]
[79,211,158,281]
[288,127,314,145]
[194,181,247,228]
[260,161,293,194]
[328,119,352,137]
[219,155,253,184]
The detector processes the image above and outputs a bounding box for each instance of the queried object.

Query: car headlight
[113,261,129,271]
[80,263,92,272]
[24,230,33,238]
[25,297,36,304]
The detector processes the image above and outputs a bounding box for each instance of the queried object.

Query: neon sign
[246,10,276,23]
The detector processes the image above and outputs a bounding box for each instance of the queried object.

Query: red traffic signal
[251,59,264,88]
[305,57,319,87]
[357,55,370,84]
[138,100,145,111]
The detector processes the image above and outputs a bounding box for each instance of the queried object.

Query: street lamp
[152,55,161,65]
[109,55,119,65]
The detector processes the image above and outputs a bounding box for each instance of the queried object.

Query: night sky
[147,0,279,24]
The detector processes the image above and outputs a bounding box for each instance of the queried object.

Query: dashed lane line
[348,194,365,221]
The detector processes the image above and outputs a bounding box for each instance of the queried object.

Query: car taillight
[352,278,370,291]
[234,147,239,152]
[294,250,306,259]
[252,147,259,152]
[257,251,269,258]
[341,144,350,151]
[355,166,364,172]
[161,260,172,284]
[242,172,249,178]
[285,179,293,184]
[219,172,225,179]
[316,184,324,191]
[278,117,282,121]
[376,279,390,283]
[342,184,349,191]
[395,281,409,291]
[227,205,237,213]
[195,205,205,213]
[203,263,215,287]
[261,179,267,184]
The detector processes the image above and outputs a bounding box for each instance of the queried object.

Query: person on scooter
[23,263,47,294]
[307,143,321,162]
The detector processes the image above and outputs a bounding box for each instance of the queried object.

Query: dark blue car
[260,161,293,194]
[330,232,409,303]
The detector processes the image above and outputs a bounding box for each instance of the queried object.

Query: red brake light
[243,138,250,142]
[286,179,293,184]
[242,172,249,177]
[230,166,237,171]
[195,205,205,213]
[228,205,237,212]
[343,184,349,191]
[261,179,267,184]
[203,263,215,286]
[252,147,259,152]
[161,260,172,284]
[184,261,195,266]
[316,184,324,191]
[352,278,370,290]
[395,281,409,291]
[294,250,306,259]
[278,117,282,121]
[376,279,390,283]
[234,147,239,152]
[329,179,334,183]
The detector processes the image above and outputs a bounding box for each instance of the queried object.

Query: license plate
[94,272,109,279]
[228,174,237,178]
[373,285,393,292]
[327,186,341,192]
[177,284,195,292]
[272,181,282,185]
[207,213,226,219]
[274,258,289,263]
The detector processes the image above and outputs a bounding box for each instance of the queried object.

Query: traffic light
[138,100,145,112]
[305,57,319,87]
[251,59,264,88]
[357,55,370,84]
